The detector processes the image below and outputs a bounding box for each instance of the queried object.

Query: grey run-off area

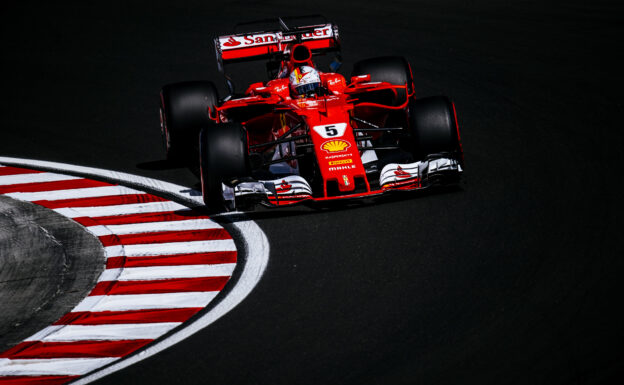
[0,195,104,351]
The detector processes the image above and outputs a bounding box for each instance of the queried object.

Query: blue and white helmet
[289,66,321,96]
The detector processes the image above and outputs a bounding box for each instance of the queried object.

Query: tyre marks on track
[0,164,237,384]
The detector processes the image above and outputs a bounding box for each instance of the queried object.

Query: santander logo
[223,36,241,47]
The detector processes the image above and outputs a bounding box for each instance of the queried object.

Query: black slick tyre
[351,56,414,104]
[199,122,249,210]
[159,81,218,164]
[408,96,463,164]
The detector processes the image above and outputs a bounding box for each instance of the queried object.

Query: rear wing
[214,17,340,72]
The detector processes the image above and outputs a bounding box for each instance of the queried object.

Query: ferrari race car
[159,16,464,211]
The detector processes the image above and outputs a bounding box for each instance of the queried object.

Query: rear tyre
[199,122,249,210]
[408,96,463,165]
[159,81,218,164]
[351,56,414,104]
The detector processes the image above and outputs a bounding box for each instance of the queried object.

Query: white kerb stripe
[104,239,236,258]
[73,292,219,312]
[86,218,222,236]
[25,323,180,342]
[0,158,270,385]
[97,263,236,282]
[0,172,80,186]
[54,200,188,218]
[5,185,142,202]
[0,358,118,376]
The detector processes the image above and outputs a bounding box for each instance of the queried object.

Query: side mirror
[329,54,342,72]
[350,74,371,84]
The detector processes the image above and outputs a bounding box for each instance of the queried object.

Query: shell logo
[321,139,350,153]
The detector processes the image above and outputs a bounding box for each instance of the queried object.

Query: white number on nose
[313,123,347,138]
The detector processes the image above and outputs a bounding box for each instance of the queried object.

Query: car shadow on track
[212,184,465,223]
[136,159,465,222]
[136,159,187,170]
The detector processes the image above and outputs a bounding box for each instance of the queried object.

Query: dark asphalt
[0,196,104,351]
[1,0,623,384]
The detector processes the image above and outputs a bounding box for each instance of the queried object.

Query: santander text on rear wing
[215,23,340,70]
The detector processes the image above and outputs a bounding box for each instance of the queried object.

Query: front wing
[222,157,462,210]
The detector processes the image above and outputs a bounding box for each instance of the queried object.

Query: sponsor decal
[223,36,241,47]
[394,165,412,178]
[220,26,332,51]
[321,139,350,153]
[328,165,356,171]
[342,175,350,186]
[292,67,304,83]
[244,34,276,45]
[275,179,292,193]
[275,113,288,136]
[324,153,350,160]
[328,159,353,166]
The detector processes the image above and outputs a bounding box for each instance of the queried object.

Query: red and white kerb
[0,165,237,385]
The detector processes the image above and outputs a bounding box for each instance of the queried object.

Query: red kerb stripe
[89,276,231,296]
[33,194,168,209]
[0,166,43,176]
[54,308,203,325]
[98,228,231,246]
[0,376,79,385]
[0,340,152,359]
[0,179,112,194]
[72,210,208,226]
[106,251,237,269]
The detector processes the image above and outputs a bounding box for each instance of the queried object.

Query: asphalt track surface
[1,1,623,384]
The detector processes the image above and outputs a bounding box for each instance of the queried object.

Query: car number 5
[325,125,338,137]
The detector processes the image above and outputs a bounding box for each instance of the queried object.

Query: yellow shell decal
[321,140,350,153]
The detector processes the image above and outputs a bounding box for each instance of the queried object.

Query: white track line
[97,263,237,282]
[0,156,270,384]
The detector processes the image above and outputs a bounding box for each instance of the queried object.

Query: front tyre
[351,56,414,104]
[408,96,463,165]
[159,81,218,164]
[199,122,249,211]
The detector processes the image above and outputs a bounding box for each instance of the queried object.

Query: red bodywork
[209,21,432,207]
[211,70,411,203]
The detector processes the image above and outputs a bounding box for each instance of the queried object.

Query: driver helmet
[289,65,321,97]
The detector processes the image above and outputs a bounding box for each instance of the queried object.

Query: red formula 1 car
[159,16,463,211]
